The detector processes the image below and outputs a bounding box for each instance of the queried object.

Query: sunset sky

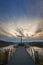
[0,0,43,42]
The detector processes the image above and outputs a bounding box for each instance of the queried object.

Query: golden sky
[0,19,43,38]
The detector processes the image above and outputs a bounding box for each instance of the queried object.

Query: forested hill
[29,42,43,48]
[0,40,14,47]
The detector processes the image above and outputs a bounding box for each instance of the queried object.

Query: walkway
[7,46,35,65]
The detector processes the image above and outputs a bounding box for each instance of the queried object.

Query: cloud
[0,18,43,38]
[16,28,24,36]
[31,19,43,38]
[32,32,43,38]
[0,27,16,37]
[35,19,43,33]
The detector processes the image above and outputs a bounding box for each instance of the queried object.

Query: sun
[23,30,35,37]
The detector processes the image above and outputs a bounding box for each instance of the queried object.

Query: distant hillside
[0,40,43,48]
[29,42,43,48]
[0,40,14,47]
